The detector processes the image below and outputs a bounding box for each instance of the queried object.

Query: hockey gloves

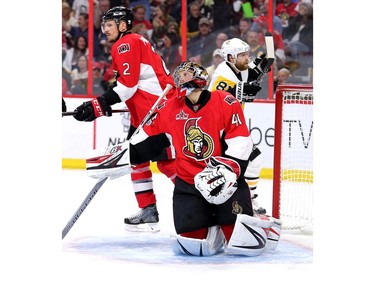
[74,96,112,122]
[227,81,262,103]
[194,156,240,205]
[249,53,273,80]
[235,81,262,102]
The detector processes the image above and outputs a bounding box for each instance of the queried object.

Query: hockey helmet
[173,62,208,96]
[102,6,134,30]
[221,38,250,63]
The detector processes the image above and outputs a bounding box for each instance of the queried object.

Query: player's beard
[236,61,249,71]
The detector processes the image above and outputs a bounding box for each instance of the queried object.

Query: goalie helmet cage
[272,84,313,233]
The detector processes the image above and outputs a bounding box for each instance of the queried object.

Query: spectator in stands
[253,15,286,68]
[62,35,88,73]
[195,0,214,21]
[273,67,291,93]
[185,1,203,39]
[68,12,103,60]
[212,0,234,33]
[151,3,177,44]
[283,2,313,60]
[188,54,202,65]
[154,22,180,54]
[62,78,70,96]
[245,30,266,61]
[70,55,88,95]
[94,0,111,30]
[251,0,283,34]
[251,0,265,18]
[62,27,69,50]
[165,0,182,24]
[275,0,298,28]
[206,48,224,86]
[187,17,217,68]
[215,32,228,49]
[92,61,108,96]
[132,4,153,39]
[101,60,116,86]
[238,17,253,41]
[129,0,151,19]
[62,48,72,95]
[133,23,151,42]
[93,0,112,60]
[62,2,78,49]
[160,31,182,71]
[71,0,89,20]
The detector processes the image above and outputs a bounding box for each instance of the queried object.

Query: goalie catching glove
[86,141,132,180]
[194,156,240,205]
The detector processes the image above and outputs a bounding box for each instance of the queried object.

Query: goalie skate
[252,195,266,215]
[124,204,160,233]
[86,143,132,180]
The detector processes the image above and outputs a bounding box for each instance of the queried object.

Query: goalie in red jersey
[88,61,282,256]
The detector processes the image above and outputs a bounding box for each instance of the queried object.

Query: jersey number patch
[232,114,242,126]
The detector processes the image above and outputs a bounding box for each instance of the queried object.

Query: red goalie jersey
[111,32,175,127]
[133,89,253,184]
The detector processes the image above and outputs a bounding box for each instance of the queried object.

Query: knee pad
[172,226,225,256]
[157,160,176,183]
[225,214,272,257]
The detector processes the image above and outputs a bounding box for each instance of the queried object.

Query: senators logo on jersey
[182,118,213,160]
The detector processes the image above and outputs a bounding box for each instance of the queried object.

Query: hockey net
[272,84,313,233]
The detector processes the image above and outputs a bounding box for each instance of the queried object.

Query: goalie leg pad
[263,216,282,251]
[254,214,282,250]
[172,226,225,256]
[225,214,272,257]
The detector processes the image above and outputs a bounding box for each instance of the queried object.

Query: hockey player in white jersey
[208,38,273,214]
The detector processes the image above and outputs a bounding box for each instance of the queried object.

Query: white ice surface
[60,170,314,280]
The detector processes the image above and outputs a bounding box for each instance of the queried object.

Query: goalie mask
[221,38,250,64]
[173,62,208,97]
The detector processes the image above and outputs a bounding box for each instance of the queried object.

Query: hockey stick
[61,84,173,239]
[62,177,108,239]
[62,109,129,117]
[255,32,275,83]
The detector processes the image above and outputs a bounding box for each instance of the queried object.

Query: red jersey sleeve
[216,91,253,161]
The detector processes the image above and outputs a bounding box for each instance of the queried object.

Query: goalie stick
[62,84,173,239]
[62,108,129,117]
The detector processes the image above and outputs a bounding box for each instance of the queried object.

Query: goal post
[272,84,313,232]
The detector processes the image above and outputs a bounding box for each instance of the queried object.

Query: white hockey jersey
[208,61,258,93]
